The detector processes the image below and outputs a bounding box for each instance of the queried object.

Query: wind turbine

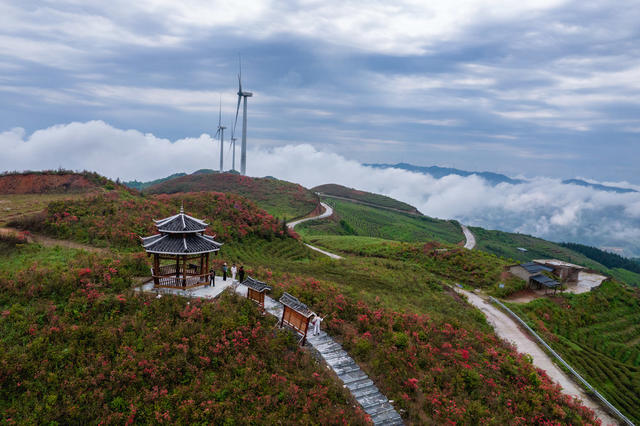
[214,97,226,172]
[231,136,237,171]
[233,58,252,175]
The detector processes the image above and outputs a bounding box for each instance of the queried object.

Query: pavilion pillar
[153,254,159,286]
[182,256,187,287]
[175,255,180,286]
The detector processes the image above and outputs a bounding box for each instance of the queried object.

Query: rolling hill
[144,172,318,220]
[312,183,421,215]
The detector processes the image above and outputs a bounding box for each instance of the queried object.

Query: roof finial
[180,201,184,214]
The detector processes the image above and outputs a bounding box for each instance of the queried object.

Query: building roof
[517,262,554,274]
[531,274,560,288]
[153,206,208,233]
[142,232,222,255]
[242,276,272,293]
[279,292,313,318]
[533,259,586,270]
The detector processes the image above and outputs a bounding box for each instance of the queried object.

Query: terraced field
[509,281,640,423]
[297,198,463,245]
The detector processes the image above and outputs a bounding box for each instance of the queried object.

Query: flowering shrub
[0,247,369,424]
[259,272,600,425]
[17,191,286,248]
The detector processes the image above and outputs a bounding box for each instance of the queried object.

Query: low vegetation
[145,173,318,220]
[508,281,640,423]
[312,183,421,214]
[0,245,367,424]
[298,199,463,245]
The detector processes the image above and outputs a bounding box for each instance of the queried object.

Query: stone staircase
[307,331,404,425]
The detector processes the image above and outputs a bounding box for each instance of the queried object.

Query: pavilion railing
[152,272,211,288]
[155,264,206,276]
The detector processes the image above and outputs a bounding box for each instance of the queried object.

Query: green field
[298,198,463,244]
[508,281,640,423]
[312,183,421,214]
[471,227,640,285]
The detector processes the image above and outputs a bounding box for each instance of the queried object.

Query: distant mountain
[561,179,637,194]
[365,163,524,186]
[123,173,186,191]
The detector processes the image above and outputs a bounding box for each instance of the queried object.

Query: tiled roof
[531,274,560,288]
[279,292,313,318]
[242,276,272,292]
[154,212,208,233]
[143,232,222,255]
[519,262,553,274]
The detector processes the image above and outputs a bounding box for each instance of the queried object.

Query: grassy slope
[312,183,421,214]
[0,242,366,424]
[471,227,640,285]
[508,281,640,423]
[298,198,463,245]
[145,173,318,220]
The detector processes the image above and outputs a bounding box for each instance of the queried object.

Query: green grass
[298,198,463,244]
[312,183,420,214]
[508,281,640,423]
[471,227,640,286]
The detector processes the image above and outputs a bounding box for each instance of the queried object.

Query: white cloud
[2,121,638,255]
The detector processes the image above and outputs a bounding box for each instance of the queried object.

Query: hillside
[312,183,421,214]
[509,281,640,423]
[123,172,186,191]
[0,183,602,424]
[297,198,463,245]
[0,171,123,226]
[471,226,640,285]
[145,173,318,220]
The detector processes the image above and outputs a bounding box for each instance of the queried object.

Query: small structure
[508,262,554,282]
[279,292,314,345]
[530,274,561,294]
[243,276,271,311]
[533,259,586,284]
[141,205,222,289]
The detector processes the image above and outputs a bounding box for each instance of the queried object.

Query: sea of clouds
[2,121,639,256]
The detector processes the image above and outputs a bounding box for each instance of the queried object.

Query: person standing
[312,313,324,336]
[231,264,237,282]
[209,268,215,287]
[222,262,228,281]
[238,265,245,283]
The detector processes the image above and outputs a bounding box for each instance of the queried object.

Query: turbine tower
[214,97,226,172]
[233,58,252,175]
[231,136,237,171]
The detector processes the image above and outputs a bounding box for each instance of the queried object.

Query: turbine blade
[218,96,222,127]
[233,94,241,137]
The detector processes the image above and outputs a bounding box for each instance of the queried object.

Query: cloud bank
[1,121,639,256]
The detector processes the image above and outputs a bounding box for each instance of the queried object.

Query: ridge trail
[287,202,342,259]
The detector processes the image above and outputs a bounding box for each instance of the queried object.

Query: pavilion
[141,205,222,289]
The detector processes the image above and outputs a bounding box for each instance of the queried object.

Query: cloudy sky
[1,0,639,182]
[1,1,639,255]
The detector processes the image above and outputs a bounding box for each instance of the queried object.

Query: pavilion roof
[154,207,208,233]
[242,276,272,293]
[279,292,313,318]
[141,232,222,255]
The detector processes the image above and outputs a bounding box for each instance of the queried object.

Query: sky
[0,1,639,255]
[0,0,639,182]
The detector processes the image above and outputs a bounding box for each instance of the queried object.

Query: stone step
[321,348,347,360]
[373,410,404,426]
[365,401,395,417]
[339,370,368,384]
[334,363,361,376]
[326,355,355,368]
[358,393,388,409]
[309,337,332,347]
[346,378,374,391]
[352,384,379,399]
[315,341,342,353]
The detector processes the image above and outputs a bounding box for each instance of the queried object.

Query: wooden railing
[152,272,210,288]
[155,264,204,276]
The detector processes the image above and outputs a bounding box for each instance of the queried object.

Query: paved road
[461,224,476,249]
[456,288,617,425]
[287,203,343,259]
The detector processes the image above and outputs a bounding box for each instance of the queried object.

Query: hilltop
[144,172,318,220]
[312,183,421,215]
[0,170,118,194]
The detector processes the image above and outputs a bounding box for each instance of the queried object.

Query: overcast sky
[1,0,639,182]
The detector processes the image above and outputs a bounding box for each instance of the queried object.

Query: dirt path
[287,203,343,259]
[0,226,108,253]
[456,288,618,425]
[461,225,476,249]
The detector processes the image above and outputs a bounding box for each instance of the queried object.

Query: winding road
[456,288,617,425]
[461,224,476,249]
[288,202,343,259]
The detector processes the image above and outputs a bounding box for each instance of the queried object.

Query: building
[532,259,586,284]
[141,205,222,289]
[508,261,561,292]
